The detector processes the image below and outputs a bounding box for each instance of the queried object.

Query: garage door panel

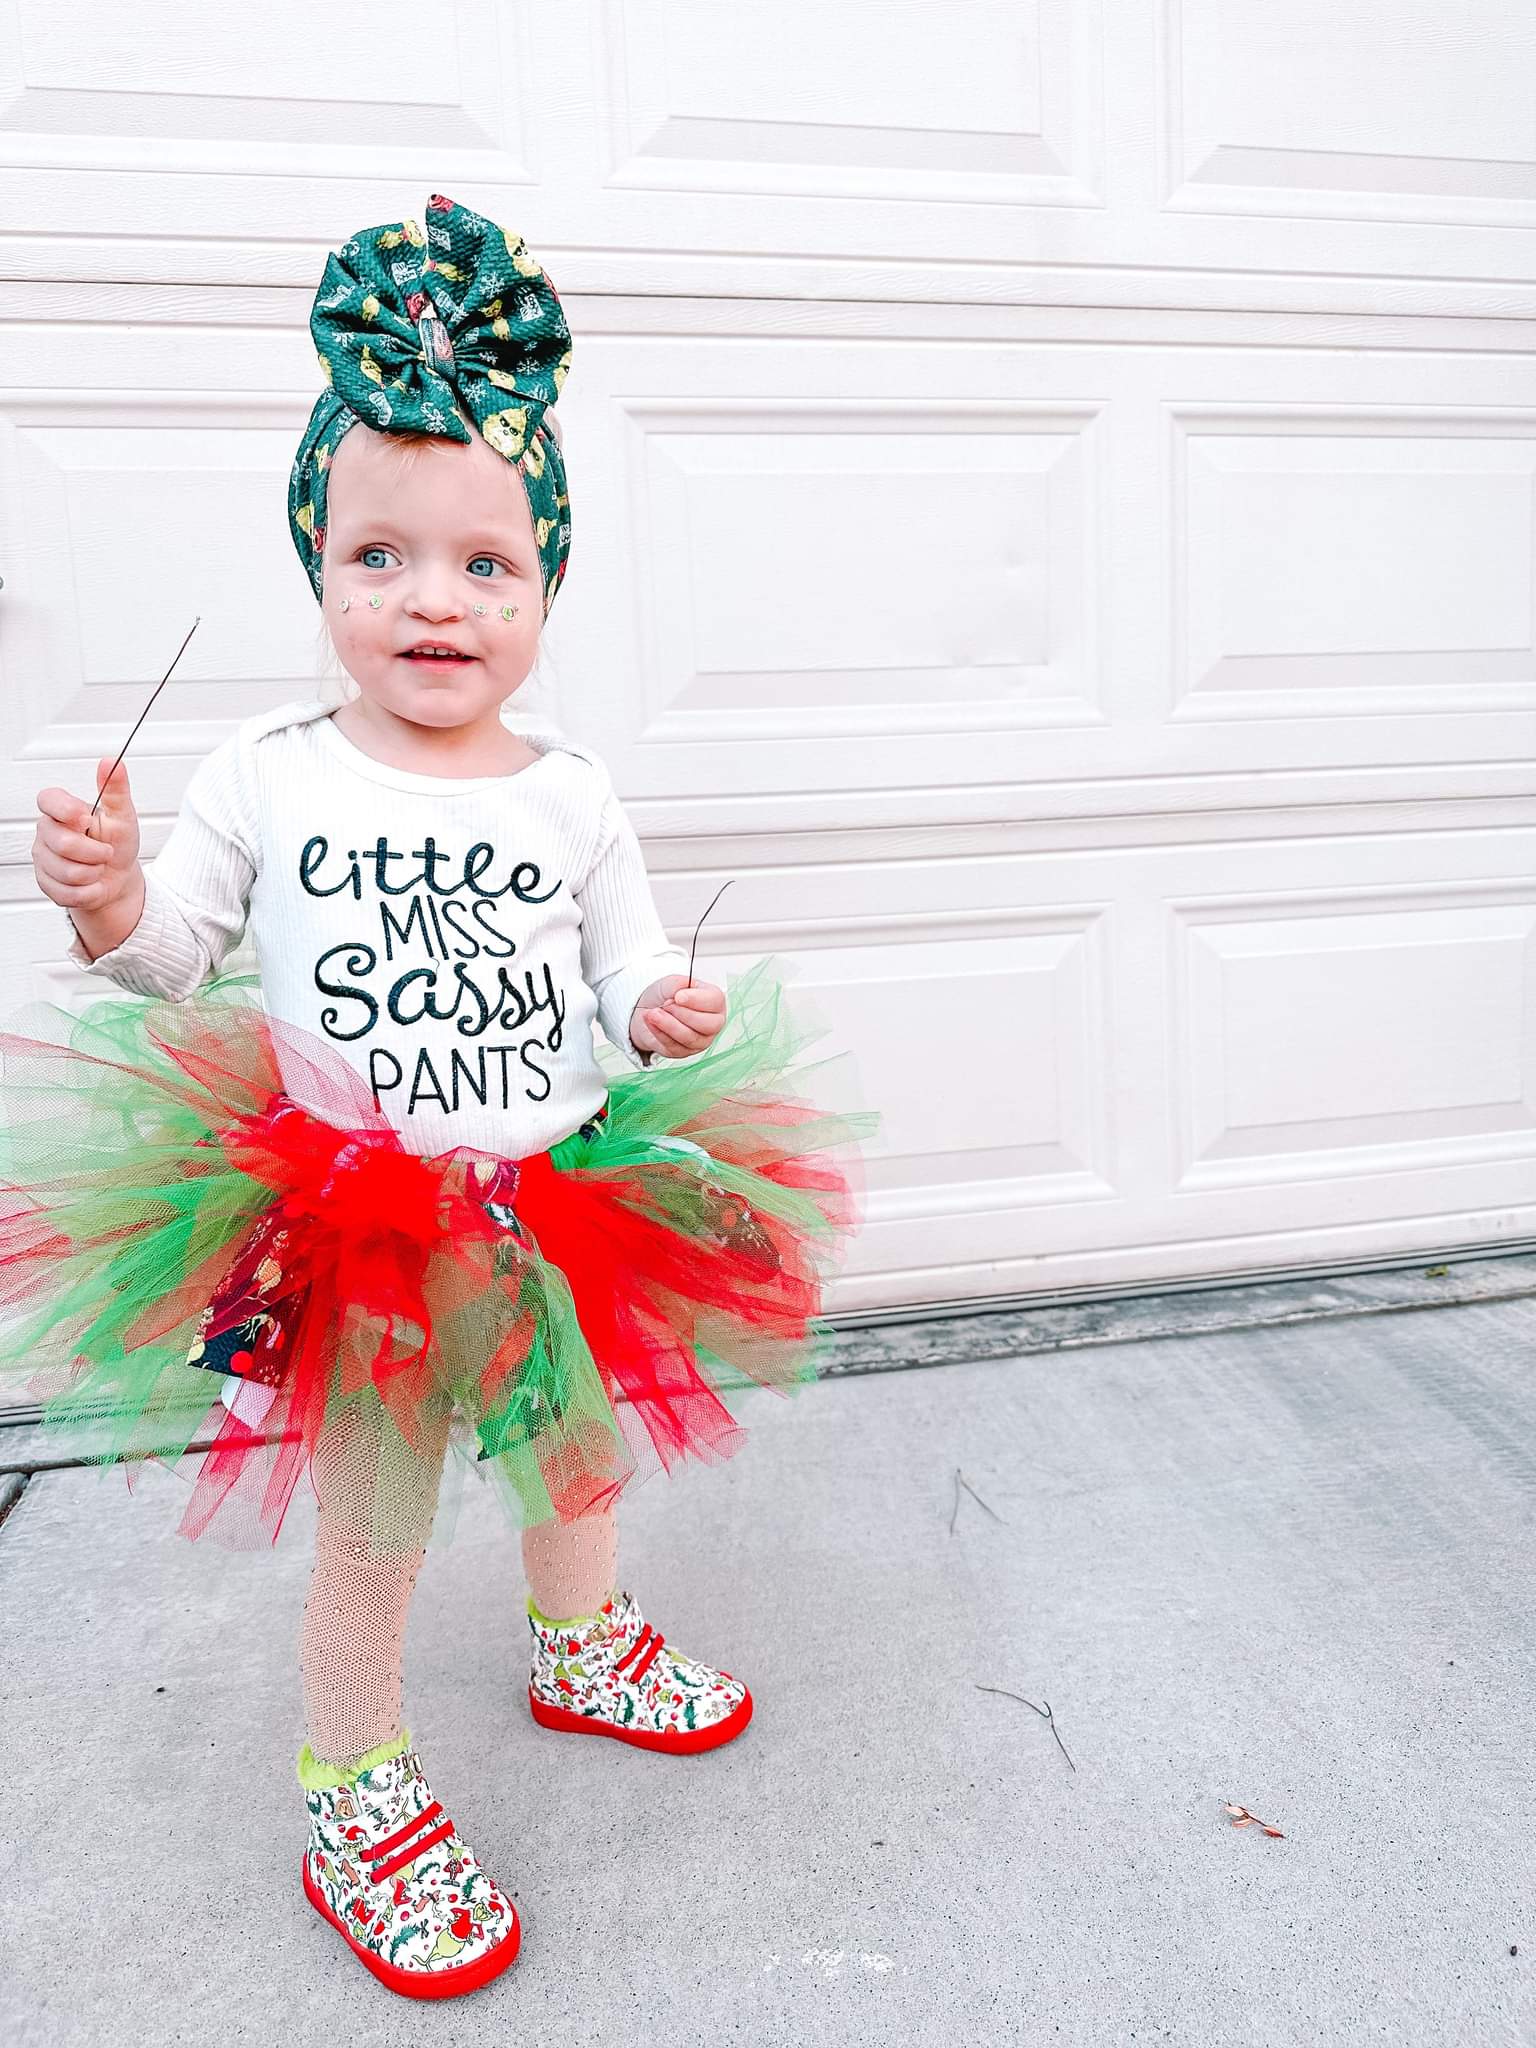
[621,399,1104,746]
[600,0,1102,208]
[4,6,1533,1311]
[638,823,1535,1307]
[0,394,322,820]
[1173,888,1536,1190]
[561,336,1536,808]
[4,2,1534,292]
[1164,0,1536,230]
[1172,408,1536,722]
[0,0,538,181]
[771,916,1116,1205]
[4,320,1534,832]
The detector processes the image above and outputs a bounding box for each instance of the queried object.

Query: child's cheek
[326,607,385,680]
[504,608,541,670]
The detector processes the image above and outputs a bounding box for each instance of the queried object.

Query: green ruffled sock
[527,1589,617,1630]
[296,1727,411,1791]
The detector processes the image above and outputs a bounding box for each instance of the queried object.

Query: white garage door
[2,2,1534,1314]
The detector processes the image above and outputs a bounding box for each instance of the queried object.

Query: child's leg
[521,1506,619,1621]
[522,1504,753,1751]
[296,1397,521,1994]
[300,1395,452,1770]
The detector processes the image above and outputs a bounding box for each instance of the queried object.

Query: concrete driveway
[2,1273,1532,2046]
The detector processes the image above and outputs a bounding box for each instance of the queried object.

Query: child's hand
[629,975,727,1061]
[33,757,146,952]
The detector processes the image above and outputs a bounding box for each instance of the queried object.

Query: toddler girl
[1,194,870,2001]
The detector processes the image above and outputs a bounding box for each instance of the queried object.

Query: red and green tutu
[0,958,872,1549]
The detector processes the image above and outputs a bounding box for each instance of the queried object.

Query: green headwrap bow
[288,193,573,617]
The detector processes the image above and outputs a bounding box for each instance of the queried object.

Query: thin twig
[957,1471,1005,1524]
[89,617,201,822]
[976,1684,1077,1772]
[949,1465,1005,1534]
[685,878,734,987]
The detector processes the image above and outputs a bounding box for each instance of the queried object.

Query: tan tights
[299,1400,619,1771]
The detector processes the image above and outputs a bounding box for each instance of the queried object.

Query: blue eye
[359,545,396,570]
[467,556,502,578]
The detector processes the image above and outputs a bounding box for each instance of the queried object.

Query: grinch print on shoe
[301,1735,519,1999]
[527,1588,753,1753]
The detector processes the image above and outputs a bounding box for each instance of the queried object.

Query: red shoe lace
[612,1622,665,1686]
[363,1799,456,1883]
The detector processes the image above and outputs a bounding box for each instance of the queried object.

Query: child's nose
[403,569,464,621]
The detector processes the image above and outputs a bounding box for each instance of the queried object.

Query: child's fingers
[94,756,136,813]
[645,1007,706,1055]
[38,819,113,865]
[37,850,114,889]
[645,1007,696,1048]
[669,984,725,1018]
[33,861,119,910]
[36,787,103,839]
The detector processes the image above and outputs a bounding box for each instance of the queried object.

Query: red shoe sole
[302,1857,520,1999]
[528,1684,754,1753]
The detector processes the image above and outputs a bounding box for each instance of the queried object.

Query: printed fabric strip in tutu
[0,959,872,1549]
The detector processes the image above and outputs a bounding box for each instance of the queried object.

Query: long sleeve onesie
[68,698,688,1161]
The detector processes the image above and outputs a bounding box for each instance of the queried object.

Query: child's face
[321,424,544,728]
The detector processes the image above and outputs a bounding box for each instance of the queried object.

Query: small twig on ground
[959,1471,1005,1523]
[1223,1801,1284,1839]
[948,1465,1005,1534]
[975,1684,1077,1772]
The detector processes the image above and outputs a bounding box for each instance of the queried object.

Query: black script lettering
[299,835,359,900]
[406,1047,451,1115]
[471,899,518,955]
[449,1046,489,1110]
[519,1040,553,1102]
[387,961,495,1037]
[487,961,566,1047]
[314,943,379,1040]
[302,831,565,907]
[368,1047,402,1109]
[465,843,560,904]
[435,896,517,958]
[380,895,434,963]
[400,838,456,896]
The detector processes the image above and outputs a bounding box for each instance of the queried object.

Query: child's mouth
[401,645,476,666]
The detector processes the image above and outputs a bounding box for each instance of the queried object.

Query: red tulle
[0,967,868,1548]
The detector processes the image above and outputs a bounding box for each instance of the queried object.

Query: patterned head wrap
[288,193,572,618]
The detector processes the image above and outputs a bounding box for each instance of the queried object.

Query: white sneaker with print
[302,1737,519,1998]
[527,1588,753,1753]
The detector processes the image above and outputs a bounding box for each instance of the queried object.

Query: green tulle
[0,969,281,1460]
[0,952,876,1548]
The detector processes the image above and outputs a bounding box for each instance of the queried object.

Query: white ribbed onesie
[67,698,688,1161]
